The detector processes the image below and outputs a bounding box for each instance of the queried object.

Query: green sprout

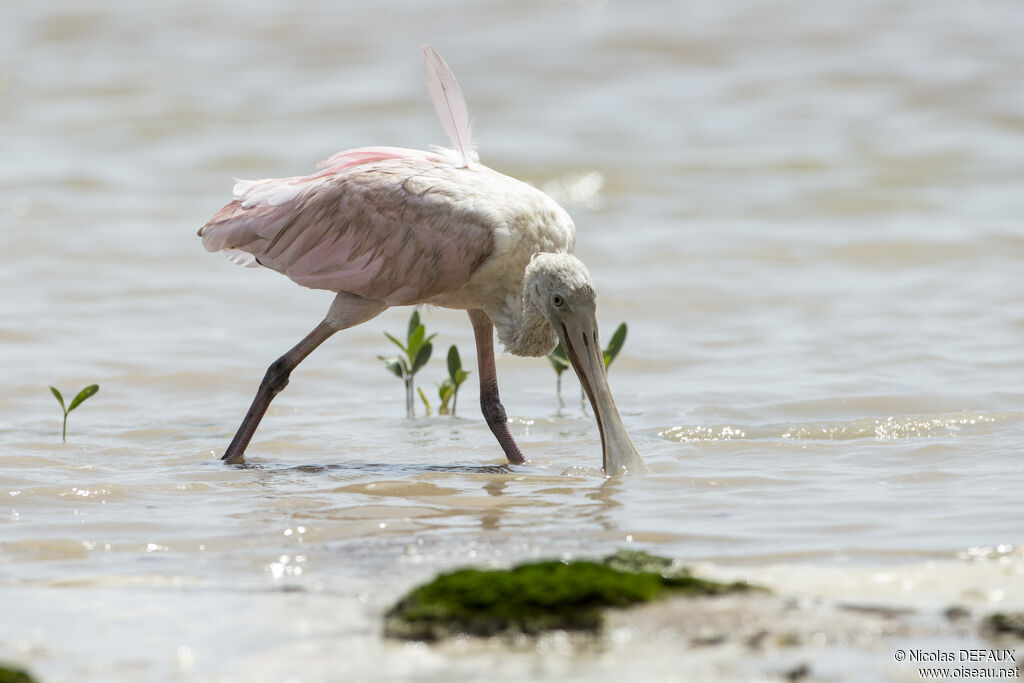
[546,343,570,408]
[418,387,432,416]
[379,311,435,418]
[49,384,99,442]
[438,345,470,416]
[547,322,627,410]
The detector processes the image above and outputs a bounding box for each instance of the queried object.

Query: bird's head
[524,253,645,475]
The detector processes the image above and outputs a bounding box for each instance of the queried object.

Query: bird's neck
[493,293,557,358]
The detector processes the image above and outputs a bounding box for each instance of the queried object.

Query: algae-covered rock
[604,549,756,596]
[0,664,38,683]
[603,548,681,576]
[984,611,1024,638]
[384,550,759,641]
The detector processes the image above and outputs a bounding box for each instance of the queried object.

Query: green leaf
[384,332,407,355]
[407,311,421,342]
[407,324,426,361]
[417,386,431,416]
[603,323,627,369]
[439,380,454,399]
[547,343,570,374]
[411,342,432,375]
[379,355,407,378]
[453,369,469,386]
[67,384,99,412]
[446,345,461,381]
[438,380,454,414]
[439,380,454,398]
[548,356,569,373]
[50,386,66,413]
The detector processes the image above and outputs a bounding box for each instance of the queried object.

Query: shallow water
[3,1,1024,681]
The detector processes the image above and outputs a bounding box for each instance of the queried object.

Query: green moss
[384,549,759,641]
[603,548,680,575]
[0,664,38,683]
[984,611,1024,638]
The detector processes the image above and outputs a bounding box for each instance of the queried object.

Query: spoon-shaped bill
[556,311,645,475]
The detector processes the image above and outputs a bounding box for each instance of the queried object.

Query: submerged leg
[468,309,526,465]
[221,293,386,463]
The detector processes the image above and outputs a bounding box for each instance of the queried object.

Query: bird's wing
[199,154,496,306]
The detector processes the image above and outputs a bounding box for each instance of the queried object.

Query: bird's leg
[468,309,526,465]
[221,292,387,464]
[221,320,337,463]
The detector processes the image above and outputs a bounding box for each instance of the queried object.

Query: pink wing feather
[199,152,494,305]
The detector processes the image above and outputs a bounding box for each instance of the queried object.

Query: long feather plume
[422,45,477,167]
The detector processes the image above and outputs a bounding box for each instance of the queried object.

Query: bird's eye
[551,294,564,308]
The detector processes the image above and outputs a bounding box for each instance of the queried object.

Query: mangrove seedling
[379,311,435,418]
[418,387,432,416]
[50,384,99,443]
[438,345,470,416]
[546,343,570,408]
[603,322,627,369]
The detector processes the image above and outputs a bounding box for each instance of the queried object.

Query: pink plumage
[201,148,497,305]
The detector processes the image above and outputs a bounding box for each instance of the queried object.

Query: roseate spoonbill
[199,47,644,475]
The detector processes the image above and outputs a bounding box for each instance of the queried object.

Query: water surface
[2,1,1023,681]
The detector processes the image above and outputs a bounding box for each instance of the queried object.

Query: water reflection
[230,460,516,475]
[585,478,624,533]
[482,479,506,498]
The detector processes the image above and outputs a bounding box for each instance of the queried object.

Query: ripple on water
[657,411,1020,443]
